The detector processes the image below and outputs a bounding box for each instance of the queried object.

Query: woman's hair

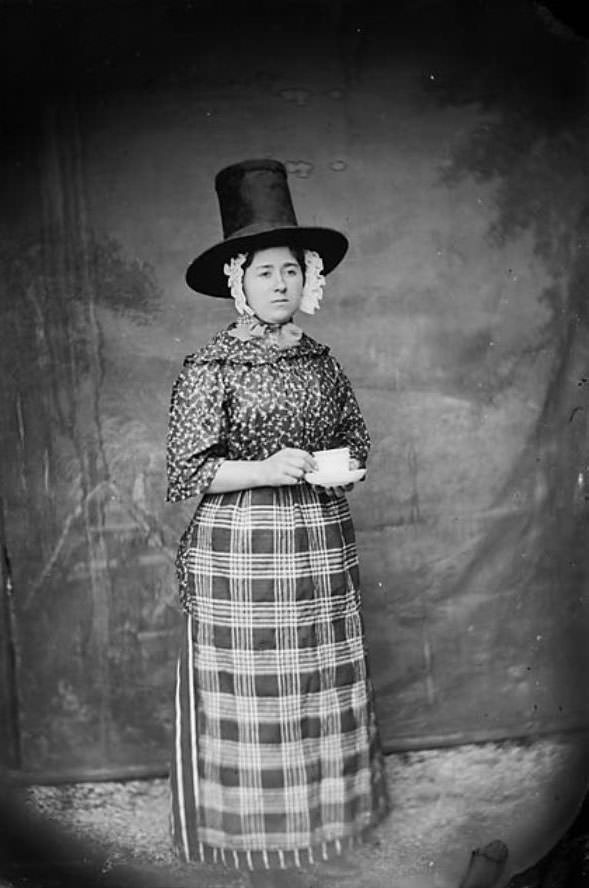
[242,243,306,282]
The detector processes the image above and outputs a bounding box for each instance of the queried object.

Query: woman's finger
[323,484,354,495]
[287,449,317,471]
[290,458,315,475]
[284,447,312,459]
[288,465,305,481]
[286,461,306,477]
[287,456,315,472]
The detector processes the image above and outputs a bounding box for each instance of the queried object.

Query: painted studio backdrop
[1,0,589,776]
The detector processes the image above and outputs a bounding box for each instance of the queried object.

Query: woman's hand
[323,483,354,496]
[260,448,317,486]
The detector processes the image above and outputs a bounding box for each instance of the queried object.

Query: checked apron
[166,326,390,869]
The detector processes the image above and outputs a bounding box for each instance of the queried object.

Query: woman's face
[242,246,304,324]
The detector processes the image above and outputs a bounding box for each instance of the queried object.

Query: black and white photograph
[1,1,589,886]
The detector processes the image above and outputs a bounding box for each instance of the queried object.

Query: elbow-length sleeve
[331,358,371,467]
[166,358,228,502]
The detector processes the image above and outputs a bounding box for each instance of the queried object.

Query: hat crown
[215,159,298,241]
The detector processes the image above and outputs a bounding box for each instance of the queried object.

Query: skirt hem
[172,819,387,871]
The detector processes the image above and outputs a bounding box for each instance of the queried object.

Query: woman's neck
[239,313,295,328]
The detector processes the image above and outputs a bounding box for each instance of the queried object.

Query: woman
[166,159,390,882]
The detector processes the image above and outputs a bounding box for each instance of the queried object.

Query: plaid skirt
[170,484,390,870]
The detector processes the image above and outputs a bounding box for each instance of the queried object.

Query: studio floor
[3,735,589,888]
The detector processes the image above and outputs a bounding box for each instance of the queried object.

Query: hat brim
[185,226,349,297]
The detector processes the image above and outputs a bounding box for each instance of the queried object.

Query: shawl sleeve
[331,358,371,467]
[166,358,227,502]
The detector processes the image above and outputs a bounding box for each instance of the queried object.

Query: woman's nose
[274,273,287,291]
